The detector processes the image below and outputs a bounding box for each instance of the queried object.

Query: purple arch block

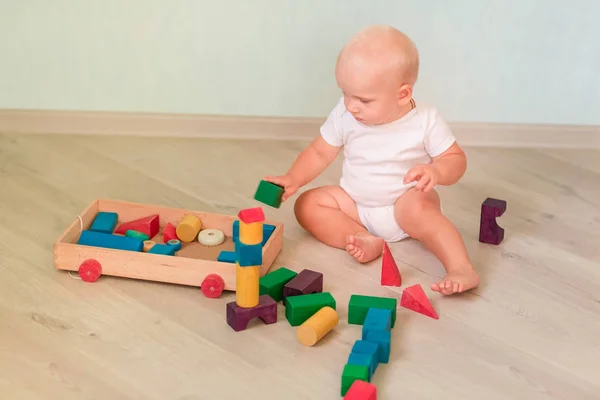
[479,197,507,245]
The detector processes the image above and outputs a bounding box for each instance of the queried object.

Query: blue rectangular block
[347,352,376,381]
[148,243,176,256]
[217,250,236,263]
[78,230,143,252]
[362,308,392,339]
[89,212,118,234]
[262,224,275,246]
[232,220,240,243]
[236,241,262,266]
[352,340,380,366]
[364,329,391,363]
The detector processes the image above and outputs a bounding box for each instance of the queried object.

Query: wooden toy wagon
[53,199,283,298]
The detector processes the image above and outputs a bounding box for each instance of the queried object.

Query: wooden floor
[1,133,599,400]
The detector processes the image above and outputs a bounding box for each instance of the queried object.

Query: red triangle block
[381,242,401,286]
[163,222,178,243]
[237,207,265,224]
[115,214,159,238]
[400,284,438,319]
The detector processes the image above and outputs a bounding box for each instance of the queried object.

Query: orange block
[236,264,260,308]
[297,306,338,346]
[239,220,263,245]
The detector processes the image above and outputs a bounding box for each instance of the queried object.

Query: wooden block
[400,284,439,319]
[341,364,369,396]
[296,306,338,346]
[236,241,262,266]
[217,250,236,263]
[348,294,397,327]
[282,269,323,305]
[364,330,391,363]
[381,242,401,287]
[262,224,275,246]
[226,294,277,331]
[362,308,392,339]
[232,220,240,243]
[259,266,298,302]
[351,340,380,366]
[176,215,202,242]
[148,243,176,256]
[254,180,284,209]
[285,292,336,326]
[163,222,178,243]
[143,240,155,252]
[479,197,507,245]
[78,230,143,252]
[237,207,265,224]
[347,352,376,381]
[344,380,377,400]
[89,211,118,234]
[166,239,182,251]
[125,229,150,241]
[236,264,260,308]
[115,214,159,238]
[239,220,263,245]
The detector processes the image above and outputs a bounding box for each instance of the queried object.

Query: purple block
[282,269,323,306]
[479,197,507,245]
[226,294,278,332]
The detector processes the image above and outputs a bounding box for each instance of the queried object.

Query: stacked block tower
[226,207,278,331]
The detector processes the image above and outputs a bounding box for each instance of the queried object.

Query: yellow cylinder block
[236,264,260,308]
[239,221,263,245]
[297,306,339,346]
[143,240,156,252]
[176,215,202,242]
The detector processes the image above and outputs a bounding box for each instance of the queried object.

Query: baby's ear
[397,83,413,103]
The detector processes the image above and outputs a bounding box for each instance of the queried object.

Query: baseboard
[0,109,598,149]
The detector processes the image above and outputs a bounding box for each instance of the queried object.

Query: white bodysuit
[320,97,456,242]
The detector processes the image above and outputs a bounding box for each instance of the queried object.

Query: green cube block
[341,364,369,396]
[259,267,298,302]
[348,294,397,327]
[285,292,336,326]
[254,180,284,208]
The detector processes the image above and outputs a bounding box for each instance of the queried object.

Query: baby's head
[335,25,419,125]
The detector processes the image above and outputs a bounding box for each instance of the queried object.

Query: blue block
[232,220,240,243]
[78,230,143,252]
[89,212,118,234]
[352,340,380,366]
[362,308,392,339]
[262,224,275,246]
[217,250,236,263]
[236,241,262,266]
[347,352,376,381]
[148,243,176,256]
[365,329,391,363]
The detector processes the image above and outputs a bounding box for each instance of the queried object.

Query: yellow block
[236,264,260,308]
[297,306,338,346]
[239,220,263,245]
[143,240,155,252]
[176,215,202,242]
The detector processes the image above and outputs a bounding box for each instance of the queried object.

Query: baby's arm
[264,136,341,201]
[404,142,466,191]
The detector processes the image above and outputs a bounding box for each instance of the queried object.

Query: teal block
[262,224,275,246]
[89,212,118,234]
[362,308,392,339]
[217,250,236,263]
[365,329,391,363]
[347,352,376,381]
[78,230,143,252]
[148,243,176,256]
[232,220,239,243]
[236,241,262,266]
[352,340,380,366]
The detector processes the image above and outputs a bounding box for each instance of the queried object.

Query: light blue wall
[1,0,599,125]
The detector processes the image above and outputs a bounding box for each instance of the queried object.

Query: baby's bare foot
[431,266,480,295]
[345,233,384,263]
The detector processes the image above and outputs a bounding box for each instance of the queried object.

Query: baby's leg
[294,185,383,262]
[394,188,480,295]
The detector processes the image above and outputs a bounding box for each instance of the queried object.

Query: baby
[264,25,480,295]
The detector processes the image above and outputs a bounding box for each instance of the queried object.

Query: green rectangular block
[348,294,397,327]
[259,267,298,302]
[285,292,336,326]
[341,364,369,396]
[254,180,284,208]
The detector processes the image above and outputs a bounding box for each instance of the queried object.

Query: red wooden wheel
[201,274,225,298]
[79,259,102,282]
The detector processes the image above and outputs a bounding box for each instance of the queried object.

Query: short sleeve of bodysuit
[319,98,346,147]
[422,107,456,157]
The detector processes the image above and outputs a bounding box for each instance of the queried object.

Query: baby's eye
[359,98,372,104]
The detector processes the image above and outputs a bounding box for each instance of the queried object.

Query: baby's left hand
[404,164,441,192]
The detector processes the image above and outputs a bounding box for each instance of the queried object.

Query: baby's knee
[395,191,441,232]
[293,189,319,223]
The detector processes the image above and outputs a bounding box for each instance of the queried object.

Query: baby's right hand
[263,174,299,202]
